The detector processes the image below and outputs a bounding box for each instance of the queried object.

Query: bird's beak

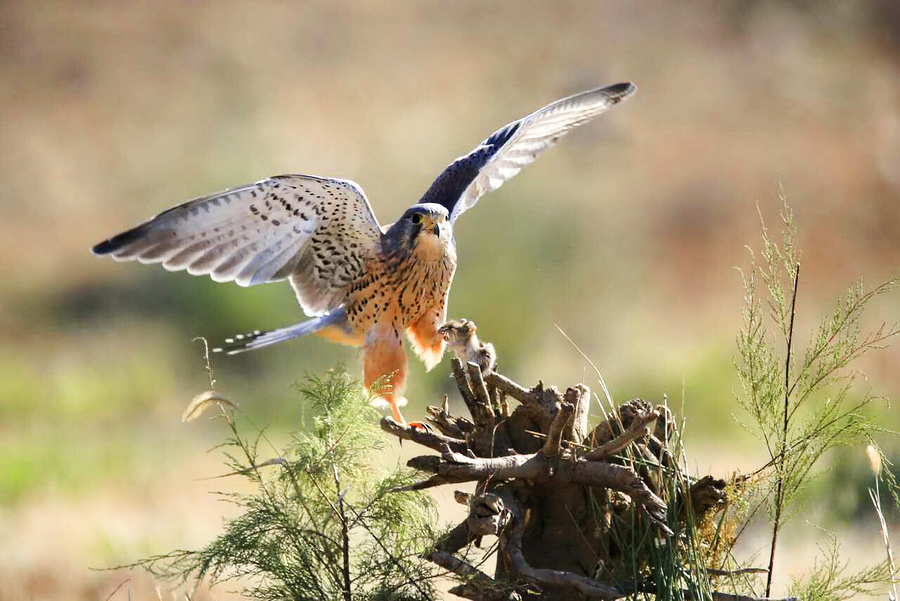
[421,216,440,236]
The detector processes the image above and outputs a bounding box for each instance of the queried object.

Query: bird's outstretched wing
[92,174,383,316]
[417,82,636,223]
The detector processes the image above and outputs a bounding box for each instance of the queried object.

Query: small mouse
[438,318,497,373]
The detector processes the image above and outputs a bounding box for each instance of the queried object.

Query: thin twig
[785,279,899,402]
[192,336,217,390]
[706,567,769,577]
[425,549,496,588]
[305,467,344,522]
[104,578,131,601]
[749,396,882,477]
[869,474,898,601]
[343,503,431,599]
[765,262,799,597]
[709,593,796,601]
[251,436,341,593]
[329,433,352,601]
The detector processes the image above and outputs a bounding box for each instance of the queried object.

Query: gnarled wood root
[382,355,783,601]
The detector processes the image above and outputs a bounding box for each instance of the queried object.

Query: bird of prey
[92,82,636,425]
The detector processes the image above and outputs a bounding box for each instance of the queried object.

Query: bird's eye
[411,214,422,225]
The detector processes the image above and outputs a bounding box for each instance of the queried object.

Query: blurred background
[1,1,899,599]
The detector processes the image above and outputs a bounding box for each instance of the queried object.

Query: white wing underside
[450,83,636,222]
[93,175,382,316]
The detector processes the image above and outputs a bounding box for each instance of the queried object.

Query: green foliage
[132,368,439,600]
[735,202,898,517]
[788,533,893,601]
[734,198,899,594]
[600,414,717,601]
[601,197,899,599]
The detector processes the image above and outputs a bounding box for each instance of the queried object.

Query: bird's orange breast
[343,237,456,335]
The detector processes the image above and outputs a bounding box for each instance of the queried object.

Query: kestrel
[92,82,636,425]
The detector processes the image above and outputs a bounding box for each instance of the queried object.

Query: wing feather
[92,174,383,316]
[417,82,636,222]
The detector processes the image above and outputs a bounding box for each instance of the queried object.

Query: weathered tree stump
[382,348,785,600]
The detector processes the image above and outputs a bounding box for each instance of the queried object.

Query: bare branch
[451,357,479,416]
[686,475,728,519]
[587,399,654,447]
[427,550,519,601]
[706,567,769,577]
[564,385,591,443]
[380,417,468,454]
[467,361,495,419]
[484,372,542,408]
[426,401,474,439]
[407,450,536,483]
[709,592,796,601]
[543,402,574,458]
[428,549,490,580]
[567,460,671,532]
[584,409,659,461]
[406,445,670,531]
[391,475,457,493]
[505,528,624,599]
[491,382,510,419]
[434,520,476,554]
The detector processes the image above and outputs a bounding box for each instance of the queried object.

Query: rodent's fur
[438,318,497,373]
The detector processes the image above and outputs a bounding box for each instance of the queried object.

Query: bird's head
[384,203,452,258]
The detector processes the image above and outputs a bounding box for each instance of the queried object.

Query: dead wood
[382,329,757,600]
[380,417,467,454]
[426,395,475,439]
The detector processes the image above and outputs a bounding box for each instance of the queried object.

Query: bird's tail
[213,309,347,355]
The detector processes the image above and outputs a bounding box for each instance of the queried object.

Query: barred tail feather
[213,309,347,355]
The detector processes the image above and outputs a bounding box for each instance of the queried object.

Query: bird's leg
[363,322,429,431]
[383,396,431,432]
[388,399,405,423]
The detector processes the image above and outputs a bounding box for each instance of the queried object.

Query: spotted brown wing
[92,174,383,316]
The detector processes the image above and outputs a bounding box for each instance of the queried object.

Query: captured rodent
[438,319,497,373]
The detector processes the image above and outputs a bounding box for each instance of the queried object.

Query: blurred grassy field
[2,1,899,599]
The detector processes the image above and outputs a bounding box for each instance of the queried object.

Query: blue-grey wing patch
[92,174,383,316]
[418,82,637,223]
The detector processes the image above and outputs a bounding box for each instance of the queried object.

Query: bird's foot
[406,420,433,432]
[386,397,431,432]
